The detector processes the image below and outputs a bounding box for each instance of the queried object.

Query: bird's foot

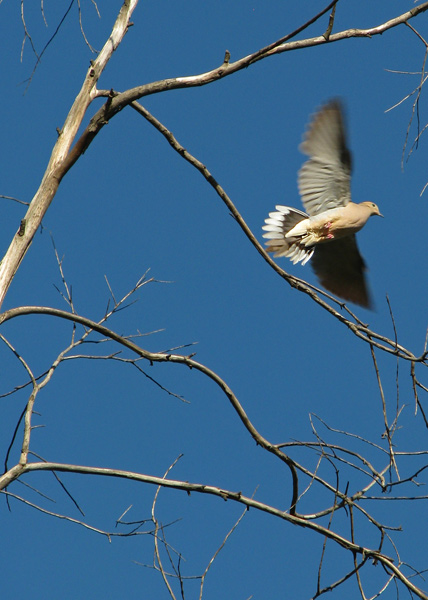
[322,221,334,240]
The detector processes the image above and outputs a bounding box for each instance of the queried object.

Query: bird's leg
[323,221,334,239]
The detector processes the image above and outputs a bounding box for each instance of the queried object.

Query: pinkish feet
[323,221,334,240]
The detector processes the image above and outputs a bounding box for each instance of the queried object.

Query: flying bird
[262,100,382,308]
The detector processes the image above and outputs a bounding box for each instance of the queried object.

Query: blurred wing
[310,236,373,308]
[298,100,352,216]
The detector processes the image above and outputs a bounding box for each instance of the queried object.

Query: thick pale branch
[78,2,428,161]
[2,5,427,596]
[0,0,138,309]
[58,7,428,352]
[1,2,426,313]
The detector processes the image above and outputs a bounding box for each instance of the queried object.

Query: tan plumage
[262,100,382,308]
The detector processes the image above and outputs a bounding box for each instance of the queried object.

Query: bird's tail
[262,205,314,265]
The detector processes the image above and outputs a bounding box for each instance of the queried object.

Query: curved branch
[2,303,426,596]
[0,304,300,513]
[127,102,427,362]
[0,304,425,521]
[1,2,427,310]
[7,460,427,600]
[68,2,428,173]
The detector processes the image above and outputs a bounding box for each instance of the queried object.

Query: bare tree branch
[3,460,426,599]
[1,1,427,310]
[0,0,139,308]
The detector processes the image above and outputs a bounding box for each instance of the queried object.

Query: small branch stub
[323,3,337,40]
[18,219,26,237]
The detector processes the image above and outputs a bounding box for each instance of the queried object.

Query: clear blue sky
[2,2,428,598]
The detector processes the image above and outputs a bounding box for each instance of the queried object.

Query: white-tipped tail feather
[262,205,314,266]
[261,100,383,308]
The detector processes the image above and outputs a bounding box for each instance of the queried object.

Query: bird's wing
[310,235,373,308]
[298,100,352,216]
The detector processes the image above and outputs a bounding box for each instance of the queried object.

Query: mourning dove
[262,100,382,308]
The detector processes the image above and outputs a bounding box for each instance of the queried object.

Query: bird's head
[361,202,383,218]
